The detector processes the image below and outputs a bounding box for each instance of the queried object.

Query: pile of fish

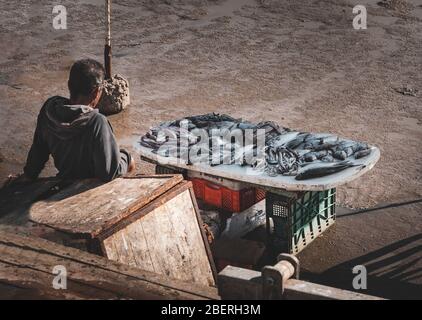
[140,113,372,180]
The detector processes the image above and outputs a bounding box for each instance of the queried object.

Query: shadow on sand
[337,199,422,218]
[304,233,422,299]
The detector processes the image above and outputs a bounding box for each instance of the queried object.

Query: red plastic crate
[191,178,205,200]
[190,178,265,212]
[204,182,224,208]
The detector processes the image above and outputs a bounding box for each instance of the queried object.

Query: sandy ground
[0,0,421,298]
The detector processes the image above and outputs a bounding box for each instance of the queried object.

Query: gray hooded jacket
[24,96,131,181]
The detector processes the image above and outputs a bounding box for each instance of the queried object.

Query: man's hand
[2,173,32,189]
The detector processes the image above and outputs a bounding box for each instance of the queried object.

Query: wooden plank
[283,279,383,300]
[96,181,194,240]
[0,281,70,300]
[0,260,122,300]
[0,244,170,300]
[139,145,380,191]
[165,189,215,285]
[218,266,263,300]
[102,185,216,287]
[0,178,61,225]
[29,175,184,237]
[0,224,97,256]
[188,186,219,282]
[0,226,219,300]
[127,222,156,270]
[218,265,384,300]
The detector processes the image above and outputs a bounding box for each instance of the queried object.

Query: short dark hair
[68,59,105,98]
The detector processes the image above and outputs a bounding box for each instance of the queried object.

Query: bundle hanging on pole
[98,0,131,115]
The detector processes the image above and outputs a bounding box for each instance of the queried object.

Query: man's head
[68,59,105,108]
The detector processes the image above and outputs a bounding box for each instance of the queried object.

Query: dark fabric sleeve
[23,115,50,180]
[92,116,131,182]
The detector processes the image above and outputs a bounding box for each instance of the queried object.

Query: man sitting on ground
[9,58,135,184]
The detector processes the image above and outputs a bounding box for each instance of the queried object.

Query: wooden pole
[104,0,112,79]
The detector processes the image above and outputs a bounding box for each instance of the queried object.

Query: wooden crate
[29,175,217,287]
[0,226,219,300]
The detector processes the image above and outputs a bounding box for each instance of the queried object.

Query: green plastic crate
[266,188,336,254]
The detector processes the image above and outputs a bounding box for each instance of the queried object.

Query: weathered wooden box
[29,175,216,287]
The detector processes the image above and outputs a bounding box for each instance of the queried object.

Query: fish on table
[140,113,373,180]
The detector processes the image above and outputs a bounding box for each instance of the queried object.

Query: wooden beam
[218,266,383,300]
[283,279,383,300]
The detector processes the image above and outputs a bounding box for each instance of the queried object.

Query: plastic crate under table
[266,188,336,254]
[187,171,265,213]
[155,165,265,212]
